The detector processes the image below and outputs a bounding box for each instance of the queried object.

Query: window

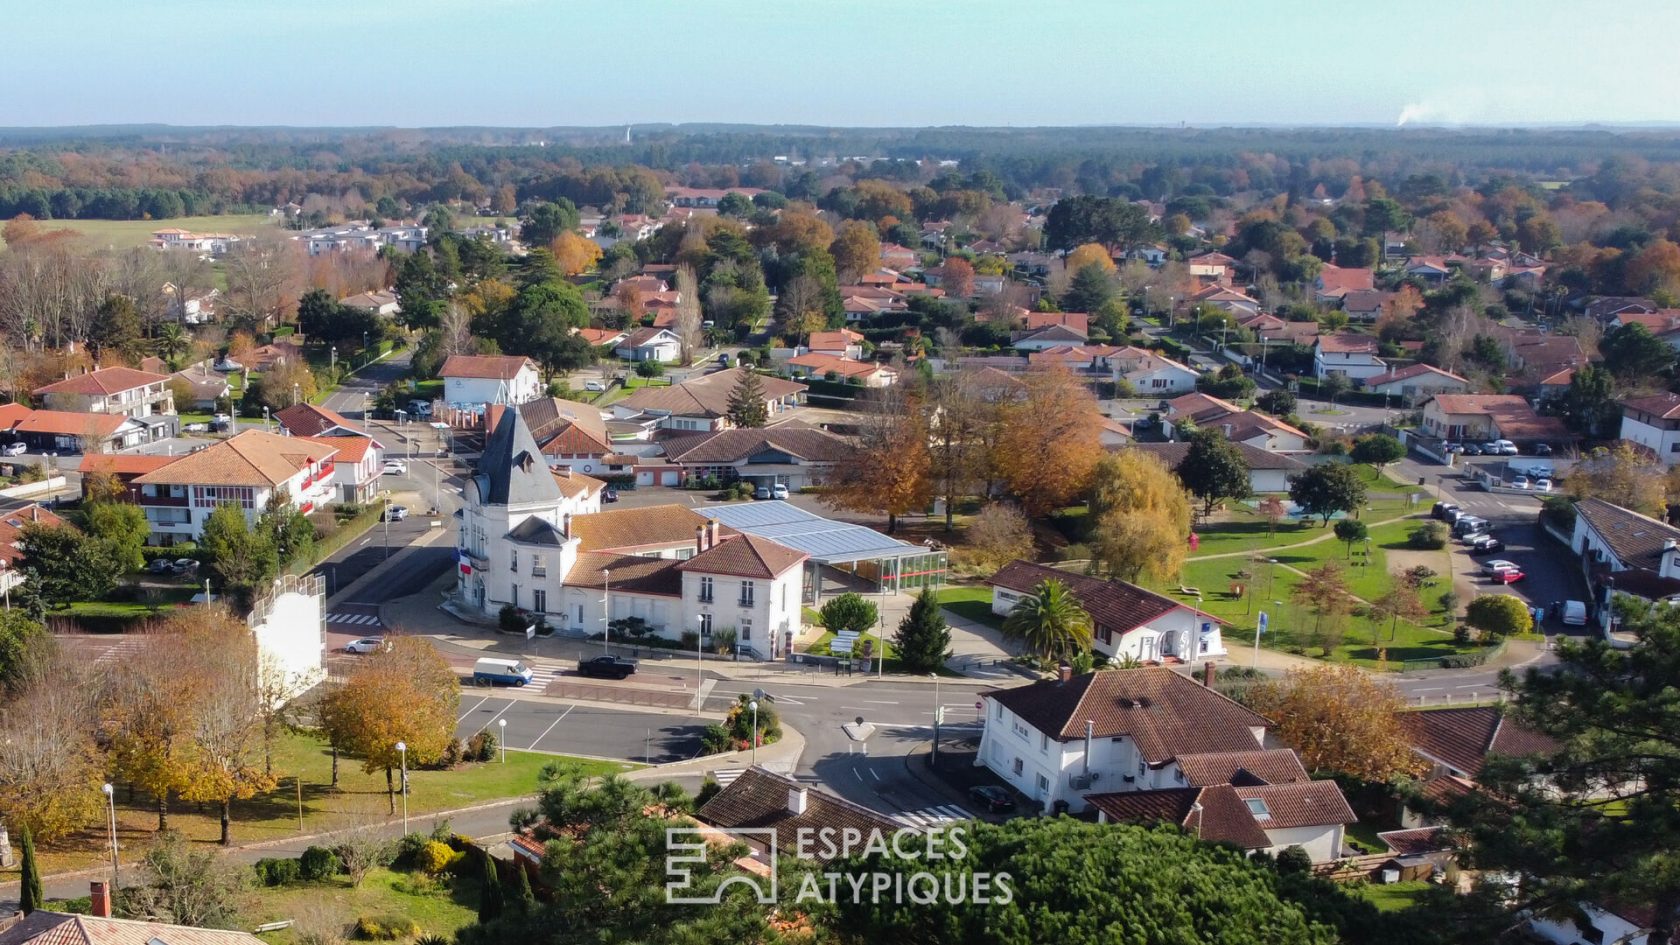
[699,613,713,636]
[1036,773,1049,794]
[532,555,546,578]
[1243,797,1270,819]
[994,701,1003,719]
[1582,925,1605,945]
[510,549,518,573]
[740,619,751,641]
[1011,758,1024,775]
[1038,733,1048,752]
[532,589,546,613]
[699,576,713,603]
[739,581,755,606]
[1011,720,1030,739]
[1151,378,1168,389]
[781,583,787,609]
[141,484,157,497]
[510,584,519,608]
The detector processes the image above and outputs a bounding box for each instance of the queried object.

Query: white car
[1534,478,1553,492]
[344,637,387,654]
[771,483,789,500]
[383,461,407,476]
[1,442,25,457]
[1490,439,1519,456]
[1482,559,1520,576]
[583,380,606,392]
[1511,475,1530,490]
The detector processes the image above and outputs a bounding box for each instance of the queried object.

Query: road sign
[974,700,983,710]
[1257,611,1269,635]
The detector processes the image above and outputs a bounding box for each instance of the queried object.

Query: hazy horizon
[6,0,1679,128]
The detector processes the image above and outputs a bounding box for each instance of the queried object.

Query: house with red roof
[33,367,174,419]
[1313,265,1375,303]
[1361,363,1471,402]
[783,353,898,387]
[1619,392,1680,463]
[440,354,542,407]
[1312,333,1387,381]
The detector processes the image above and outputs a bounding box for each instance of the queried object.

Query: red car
[1492,568,1525,584]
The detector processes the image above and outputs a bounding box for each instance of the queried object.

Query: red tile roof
[79,454,172,476]
[696,766,901,860]
[1621,392,1680,421]
[134,429,335,487]
[679,534,807,580]
[1233,780,1357,830]
[1316,332,1380,355]
[1176,749,1310,787]
[1087,785,1272,849]
[1396,706,1558,779]
[275,402,362,437]
[439,354,536,380]
[33,367,168,397]
[14,411,128,438]
[1317,265,1375,297]
[987,560,1215,643]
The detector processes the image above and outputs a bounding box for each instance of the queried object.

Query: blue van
[472,657,534,686]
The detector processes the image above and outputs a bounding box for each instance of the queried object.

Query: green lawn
[412,379,444,399]
[0,213,279,250]
[7,731,636,882]
[61,586,199,619]
[245,868,478,944]
[805,630,897,660]
[937,585,1002,629]
[1348,463,1422,492]
[1353,880,1434,913]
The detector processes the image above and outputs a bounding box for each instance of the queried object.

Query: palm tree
[155,323,192,367]
[1002,579,1093,663]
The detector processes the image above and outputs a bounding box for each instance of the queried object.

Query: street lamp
[101,783,119,893]
[602,569,612,656]
[748,700,759,764]
[395,742,409,832]
[497,718,506,764]
[695,615,705,716]
[292,382,301,406]
[930,671,942,765]
[330,346,337,372]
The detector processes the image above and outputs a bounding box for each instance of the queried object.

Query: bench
[1178,586,1203,601]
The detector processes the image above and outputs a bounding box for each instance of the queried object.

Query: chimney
[485,403,505,433]
[787,787,809,815]
[89,881,111,918]
[695,525,705,554]
[1203,661,1216,687]
[562,513,572,538]
[707,519,720,549]
[1057,662,1073,684]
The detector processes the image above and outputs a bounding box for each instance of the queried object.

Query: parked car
[1511,475,1530,490]
[473,657,534,686]
[1431,501,1460,520]
[383,461,408,476]
[584,380,606,392]
[755,485,773,500]
[1468,536,1506,554]
[1532,443,1553,456]
[382,504,408,522]
[146,557,175,575]
[344,637,388,654]
[172,558,199,575]
[1535,478,1553,492]
[1,442,26,457]
[577,655,638,679]
[718,352,732,367]
[406,400,433,418]
[1453,516,1490,538]
[1561,600,1588,626]
[1490,439,1520,456]
[771,483,789,500]
[968,785,1016,814]
[1482,559,1520,576]
[1492,568,1526,584]
[183,422,209,433]
[212,357,243,373]
[1463,443,1484,456]
[1443,442,1465,454]
[601,489,619,503]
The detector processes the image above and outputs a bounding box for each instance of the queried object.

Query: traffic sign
[1257,611,1269,635]
[974,700,983,710]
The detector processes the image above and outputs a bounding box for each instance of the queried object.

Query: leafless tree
[330,817,395,888]
[674,264,702,364]
[0,652,106,842]
[222,237,302,332]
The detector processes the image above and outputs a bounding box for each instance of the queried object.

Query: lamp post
[395,742,409,833]
[382,494,390,560]
[101,782,119,893]
[262,406,269,432]
[748,700,759,765]
[929,671,942,766]
[362,391,370,434]
[695,615,705,717]
[603,569,612,656]
[330,346,336,372]
[292,382,301,406]
[497,718,507,763]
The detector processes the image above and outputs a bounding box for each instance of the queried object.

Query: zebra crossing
[326,612,383,628]
[894,805,974,829]
[710,768,746,787]
[526,662,568,687]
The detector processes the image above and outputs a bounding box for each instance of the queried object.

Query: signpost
[1254,611,1268,667]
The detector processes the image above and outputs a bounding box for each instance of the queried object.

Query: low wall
[0,476,68,501]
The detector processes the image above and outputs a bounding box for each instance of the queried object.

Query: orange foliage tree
[994,367,1103,518]
[1248,664,1423,781]
[551,231,604,276]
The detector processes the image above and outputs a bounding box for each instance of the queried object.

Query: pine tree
[18,825,42,915]
[504,860,537,913]
[725,370,769,428]
[478,852,505,922]
[893,587,952,673]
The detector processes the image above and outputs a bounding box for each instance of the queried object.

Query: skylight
[1244,797,1271,818]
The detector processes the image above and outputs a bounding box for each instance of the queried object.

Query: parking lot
[454,694,707,764]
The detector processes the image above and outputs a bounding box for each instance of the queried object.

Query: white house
[1362,363,1471,403]
[1086,749,1356,864]
[782,353,897,387]
[129,430,340,543]
[1570,497,1680,629]
[439,354,542,407]
[615,327,683,363]
[977,666,1266,814]
[340,290,401,317]
[1109,346,1199,395]
[806,329,865,360]
[658,422,852,490]
[1312,333,1387,381]
[1012,324,1089,352]
[454,410,806,659]
[613,368,806,432]
[1126,442,1307,494]
[1619,392,1680,464]
[986,560,1226,664]
[1528,904,1657,945]
[34,367,175,419]
[246,573,327,703]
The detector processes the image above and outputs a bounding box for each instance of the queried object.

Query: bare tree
[0,653,106,842]
[673,264,702,364]
[330,817,395,888]
[222,238,302,332]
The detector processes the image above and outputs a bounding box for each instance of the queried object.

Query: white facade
[1529,905,1649,945]
[248,574,326,702]
[1259,824,1343,865]
[1313,345,1388,380]
[615,330,683,363]
[1620,411,1680,464]
[989,586,1225,663]
[444,366,542,407]
[976,696,1263,814]
[1120,361,1199,394]
[138,457,337,542]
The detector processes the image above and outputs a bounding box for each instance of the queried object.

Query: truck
[577,655,639,680]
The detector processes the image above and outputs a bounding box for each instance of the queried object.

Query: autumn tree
[168,607,277,845]
[963,503,1035,572]
[1092,511,1186,585]
[1369,577,1429,644]
[1567,442,1666,518]
[829,220,882,284]
[1248,664,1421,781]
[994,368,1102,517]
[0,657,105,842]
[1065,243,1116,276]
[821,385,931,532]
[319,637,460,813]
[927,369,998,532]
[1258,495,1290,535]
[1291,561,1354,654]
[550,231,602,276]
[940,257,975,298]
[104,627,201,830]
[1089,451,1193,536]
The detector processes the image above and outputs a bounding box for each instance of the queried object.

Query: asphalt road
[454,694,707,765]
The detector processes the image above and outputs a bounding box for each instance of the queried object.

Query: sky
[5,0,1680,128]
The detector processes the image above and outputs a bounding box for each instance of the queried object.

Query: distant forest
[6,125,1680,222]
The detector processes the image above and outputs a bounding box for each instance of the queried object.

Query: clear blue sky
[7,0,1679,127]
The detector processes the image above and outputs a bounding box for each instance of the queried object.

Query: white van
[472,657,534,687]
[1561,600,1588,626]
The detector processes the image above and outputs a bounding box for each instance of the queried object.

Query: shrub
[498,604,528,634]
[465,731,496,763]
[1275,845,1313,876]
[254,857,301,887]
[700,723,733,755]
[414,840,459,876]
[634,359,664,378]
[1452,624,1472,646]
[696,774,721,807]
[393,832,432,870]
[353,916,421,941]
[819,593,878,635]
[1408,521,1449,549]
[299,846,340,881]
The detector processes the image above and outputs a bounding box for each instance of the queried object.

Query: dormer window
[1244,797,1270,819]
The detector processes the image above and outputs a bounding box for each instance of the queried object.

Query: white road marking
[894,805,974,828]
[456,695,491,723]
[862,700,900,705]
[527,703,576,750]
[476,699,516,733]
[869,768,880,782]
[1412,686,1443,692]
[711,768,745,786]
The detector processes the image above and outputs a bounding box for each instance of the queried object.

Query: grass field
[4,731,636,881]
[936,585,1002,629]
[0,214,281,250]
[1353,880,1434,912]
[246,869,479,944]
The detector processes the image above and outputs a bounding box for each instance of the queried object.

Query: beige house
[33,367,174,418]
